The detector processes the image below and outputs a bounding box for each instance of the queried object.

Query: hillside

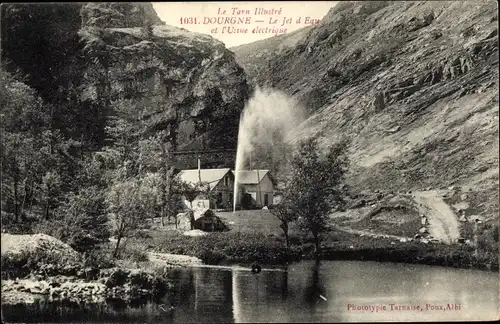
[232,1,499,220]
[230,26,314,85]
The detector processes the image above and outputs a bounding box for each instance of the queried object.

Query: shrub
[82,246,116,269]
[155,231,302,265]
[199,249,225,265]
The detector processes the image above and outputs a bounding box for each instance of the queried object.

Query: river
[2,260,498,323]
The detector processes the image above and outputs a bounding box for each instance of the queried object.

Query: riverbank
[2,228,496,308]
[150,229,499,271]
[0,233,174,307]
[1,266,171,306]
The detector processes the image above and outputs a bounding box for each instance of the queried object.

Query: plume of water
[233,87,305,212]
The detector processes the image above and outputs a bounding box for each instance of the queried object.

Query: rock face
[78,22,248,152]
[80,3,164,28]
[232,1,499,218]
[1,3,249,166]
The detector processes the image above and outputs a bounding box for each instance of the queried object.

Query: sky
[152,2,337,48]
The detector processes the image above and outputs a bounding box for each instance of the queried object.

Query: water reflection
[2,261,498,323]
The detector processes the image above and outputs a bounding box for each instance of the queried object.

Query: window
[224,176,229,186]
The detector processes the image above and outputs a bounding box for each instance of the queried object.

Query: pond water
[2,260,498,323]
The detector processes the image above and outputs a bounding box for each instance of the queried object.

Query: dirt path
[412,190,460,244]
[147,252,285,272]
[147,252,203,266]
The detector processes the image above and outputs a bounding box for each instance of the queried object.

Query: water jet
[233,87,305,211]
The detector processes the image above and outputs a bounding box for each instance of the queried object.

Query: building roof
[178,168,231,191]
[232,170,270,184]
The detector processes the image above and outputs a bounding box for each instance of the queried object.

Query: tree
[52,186,110,253]
[106,176,148,258]
[271,193,296,249]
[1,70,48,222]
[284,137,349,255]
[167,174,188,229]
[0,69,76,224]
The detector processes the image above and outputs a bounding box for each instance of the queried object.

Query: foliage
[155,231,303,265]
[271,198,297,248]
[82,245,116,269]
[56,186,110,252]
[100,98,187,256]
[118,244,149,263]
[282,137,349,253]
[1,69,82,224]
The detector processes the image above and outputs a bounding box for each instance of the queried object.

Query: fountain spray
[233,87,305,212]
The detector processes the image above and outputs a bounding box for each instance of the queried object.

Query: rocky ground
[1,233,171,306]
[2,266,171,306]
[330,186,483,245]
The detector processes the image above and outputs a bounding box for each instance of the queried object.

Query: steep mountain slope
[230,26,313,85]
[1,3,248,166]
[233,1,499,219]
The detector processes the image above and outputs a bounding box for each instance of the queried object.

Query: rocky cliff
[1,3,248,165]
[232,1,499,218]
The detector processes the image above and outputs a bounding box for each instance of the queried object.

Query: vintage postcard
[1,1,498,323]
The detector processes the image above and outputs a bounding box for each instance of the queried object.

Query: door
[264,194,269,207]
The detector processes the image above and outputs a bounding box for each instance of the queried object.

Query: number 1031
[180,17,198,24]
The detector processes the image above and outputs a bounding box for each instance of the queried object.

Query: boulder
[1,233,81,279]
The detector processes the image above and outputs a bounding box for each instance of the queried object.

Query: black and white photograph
[1,1,499,323]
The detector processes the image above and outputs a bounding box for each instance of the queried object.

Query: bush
[155,231,302,264]
[199,249,225,265]
[83,246,116,269]
[116,239,149,263]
